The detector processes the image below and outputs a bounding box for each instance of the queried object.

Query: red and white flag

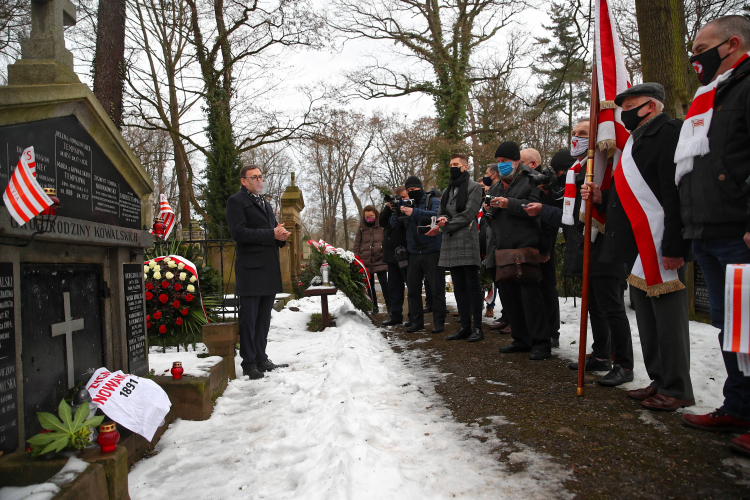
[150,194,175,240]
[724,264,750,354]
[2,146,53,226]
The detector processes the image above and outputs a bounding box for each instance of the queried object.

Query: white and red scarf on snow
[614,138,685,297]
[674,53,750,185]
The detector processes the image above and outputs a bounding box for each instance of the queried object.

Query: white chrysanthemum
[190,275,197,283]
[148,260,157,268]
[153,271,162,279]
[144,273,148,280]
[177,263,185,270]
[187,285,195,293]
[143,265,149,273]
[168,262,177,269]
[179,272,187,281]
[165,272,174,279]
[164,257,171,262]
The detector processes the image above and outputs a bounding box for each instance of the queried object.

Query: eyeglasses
[243,175,263,181]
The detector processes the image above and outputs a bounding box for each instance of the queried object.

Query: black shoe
[568,356,612,372]
[258,359,288,372]
[432,325,444,334]
[467,328,484,342]
[406,323,425,333]
[423,306,432,313]
[371,308,380,315]
[382,318,403,326]
[529,348,551,360]
[445,326,471,340]
[243,365,264,379]
[386,306,392,316]
[499,342,531,354]
[597,364,634,387]
[551,338,560,348]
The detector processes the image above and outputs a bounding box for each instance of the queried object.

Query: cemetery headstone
[123,263,147,376]
[0,263,18,455]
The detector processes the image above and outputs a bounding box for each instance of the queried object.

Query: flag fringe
[600,100,617,110]
[627,274,686,297]
[578,212,606,234]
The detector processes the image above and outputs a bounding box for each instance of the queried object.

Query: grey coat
[438,180,483,268]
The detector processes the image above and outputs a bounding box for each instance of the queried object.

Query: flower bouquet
[305,239,372,313]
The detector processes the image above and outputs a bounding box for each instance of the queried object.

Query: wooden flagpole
[577,50,599,397]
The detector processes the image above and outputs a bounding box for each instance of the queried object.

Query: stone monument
[279,172,305,295]
[0,0,154,455]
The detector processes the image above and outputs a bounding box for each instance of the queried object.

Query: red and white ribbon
[613,138,685,297]
[147,255,208,321]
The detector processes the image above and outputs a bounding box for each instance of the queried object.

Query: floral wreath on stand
[305,239,373,313]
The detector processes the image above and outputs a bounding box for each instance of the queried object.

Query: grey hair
[702,15,750,49]
[487,163,499,175]
[650,98,664,113]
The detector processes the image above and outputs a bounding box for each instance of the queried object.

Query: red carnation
[159,293,169,303]
[181,308,189,316]
[176,318,183,326]
[146,315,151,321]
[185,294,194,302]
[145,291,153,300]
[159,325,167,334]
[146,283,154,290]
[147,322,152,329]
[174,283,182,291]
[153,311,162,319]
[161,280,169,288]
[173,300,181,308]
[359,269,364,274]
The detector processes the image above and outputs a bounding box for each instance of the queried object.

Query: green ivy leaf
[38,412,66,433]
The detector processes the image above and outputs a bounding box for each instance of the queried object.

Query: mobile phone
[521,203,528,208]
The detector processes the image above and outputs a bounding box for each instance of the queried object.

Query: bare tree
[240,145,295,217]
[0,0,28,82]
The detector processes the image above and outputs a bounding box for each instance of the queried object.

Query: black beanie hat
[405,176,423,189]
[550,148,577,172]
[494,141,520,161]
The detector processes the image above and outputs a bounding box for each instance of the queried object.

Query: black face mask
[690,38,731,85]
[620,101,650,132]
[449,167,463,181]
[407,189,423,201]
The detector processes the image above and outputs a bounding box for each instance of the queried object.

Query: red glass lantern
[37,187,61,233]
[171,361,184,379]
[97,422,120,453]
[152,216,166,239]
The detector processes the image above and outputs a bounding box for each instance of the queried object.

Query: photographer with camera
[390,176,445,334]
[487,141,551,360]
[481,164,510,333]
[381,186,410,326]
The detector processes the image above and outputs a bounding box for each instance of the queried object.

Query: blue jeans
[693,238,750,421]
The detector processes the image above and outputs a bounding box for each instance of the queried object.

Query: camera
[389,194,403,212]
[528,166,558,188]
[402,199,416,208]
[484,194,493,206]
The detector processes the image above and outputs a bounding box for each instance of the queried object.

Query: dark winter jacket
[680,56,750,239]
[488,166,547,253]
[390,192,442,254]
[379,204,407,264]
[598,113,690,269]
[226,186,286,296]
[353,213,387,273]
[482,181,505,268]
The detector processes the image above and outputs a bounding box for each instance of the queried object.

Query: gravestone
[687,261,712,324]
[0,0,154,452]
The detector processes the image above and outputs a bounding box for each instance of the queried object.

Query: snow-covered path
[130,294,570,500]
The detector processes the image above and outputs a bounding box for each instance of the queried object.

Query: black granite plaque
[0,262,18,454]
[123,263,147,376]
[694,261,711,314]
[0,116,141,229]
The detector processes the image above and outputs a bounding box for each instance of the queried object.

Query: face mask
[570,136,589,157]
[690,38,731,85]
[497,161,514,177]
[450,167,463,180]
[482,175,494,186]
[620,101,650,131]
[365,217,375,226]
[407,189,423,201]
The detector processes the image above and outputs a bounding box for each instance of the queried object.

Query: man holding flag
[583,83,694,411]
[676,15,750,455]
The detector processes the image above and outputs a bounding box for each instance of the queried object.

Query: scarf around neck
[441,170,470,214]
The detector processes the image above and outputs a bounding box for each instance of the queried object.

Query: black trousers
[387,262,408,321]
[367,269,390,312]
[407,252,446,328]
[497,280,549,350]
[588,276,634,370]
[450,265,483,330]
[540,245,560,340]
[238,295,274,370]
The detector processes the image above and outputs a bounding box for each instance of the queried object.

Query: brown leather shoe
[489,323,505,331]
[641,393,695,412]
[627,386,657,401]
[500,325,511,334]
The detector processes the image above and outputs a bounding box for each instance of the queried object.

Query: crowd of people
[229,15,750,459]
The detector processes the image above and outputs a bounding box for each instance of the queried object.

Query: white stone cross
[50,292,85,389]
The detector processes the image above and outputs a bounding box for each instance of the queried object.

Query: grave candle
[97,422,120,453]
[171,361,184,379]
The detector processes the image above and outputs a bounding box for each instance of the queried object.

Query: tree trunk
[635,0,692,118]
[93,0,126,129]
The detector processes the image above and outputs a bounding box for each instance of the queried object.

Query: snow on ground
[148,343,223,378]
[553,290,726,415]
[130,293,572,500]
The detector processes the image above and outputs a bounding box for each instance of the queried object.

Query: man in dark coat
[678,16,750,454]
[381,187,410,326]
[583,83,693,410]
[488,141,551,360]
[226,165,290,379]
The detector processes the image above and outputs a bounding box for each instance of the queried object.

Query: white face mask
[570,136,589,157]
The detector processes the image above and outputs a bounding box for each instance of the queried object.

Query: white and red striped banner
[150,194,175,240]
[2,146,52,226]
[724,264,750,354]
[614,138,685,297]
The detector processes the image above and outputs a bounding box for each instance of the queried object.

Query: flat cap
[614,82,665,106]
